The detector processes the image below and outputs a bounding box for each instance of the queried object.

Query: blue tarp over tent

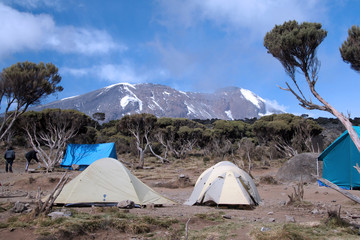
[61,143,117,170]
[318,126,360,189]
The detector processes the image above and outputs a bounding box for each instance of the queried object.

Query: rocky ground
[1,156,360,239]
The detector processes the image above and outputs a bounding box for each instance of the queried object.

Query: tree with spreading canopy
[155,118,205,159]
[0,61,63,144]
[252,114,322,157]
[264,20,360,153]
[92,112,105,129]
[340,25,360,73]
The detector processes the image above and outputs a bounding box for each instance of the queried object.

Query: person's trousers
[5,159,13,173]
[25,159,40,171]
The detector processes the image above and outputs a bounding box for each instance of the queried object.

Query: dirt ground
[1,157,360,240]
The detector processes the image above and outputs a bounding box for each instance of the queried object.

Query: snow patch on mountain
[186,102,196,115]
[122,85,143,111]
[180,91,189,97]
[225,110,234,120]
[151,95,163,111]
[106,82,136,90]
[240,88,261,108]
[61,95,79,101]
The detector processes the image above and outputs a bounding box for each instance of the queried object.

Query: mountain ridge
[32,83,284,122]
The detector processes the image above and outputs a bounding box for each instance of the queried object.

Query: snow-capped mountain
[33,83,284,121]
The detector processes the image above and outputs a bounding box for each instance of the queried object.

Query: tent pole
[316,159,319,177]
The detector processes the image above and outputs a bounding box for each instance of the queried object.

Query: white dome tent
[185,161,261,206]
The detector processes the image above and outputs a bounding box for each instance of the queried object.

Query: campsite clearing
[1,156,360,239]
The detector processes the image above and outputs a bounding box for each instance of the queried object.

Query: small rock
[71,164,80,170]
[179,174,185,178]
[222,215,232,219]
[311,209,320,215]
[285,215,296,223]
[48,212,70,220]
[268,218,275,222]
[12,201,26,213]
[61,210,72,217]
[267,212,274,215]
[279,201,286,206]
[323,192,328,195]
[315,191,319,194]
[331,200,336,202]
[261,227,271,232]
[117,200,135,209]
[24,209,33,214]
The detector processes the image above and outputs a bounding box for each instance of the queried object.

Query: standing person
[25,150,40,172]
[4,146,15,173]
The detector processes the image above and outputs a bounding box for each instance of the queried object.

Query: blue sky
[0,0,360,118]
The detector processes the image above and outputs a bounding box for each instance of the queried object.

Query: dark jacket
[25,150,38,161]
[4,149,15,160]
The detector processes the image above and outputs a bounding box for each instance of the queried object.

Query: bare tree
[145,132,169,164]
[264,20,360,152]
[209,136,232,159]
[239,138,255,174]
[273,136,298,157]
[117,113,157,168]
[19,109,91,172]
[153,131,170,160]
[0,61,63,142]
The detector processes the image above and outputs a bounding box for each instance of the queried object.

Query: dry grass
[259,175,278,185]
[0,206,181,239]
[251,222,359,240]
[287,182,304,205]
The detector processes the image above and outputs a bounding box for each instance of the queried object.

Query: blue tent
[318,126,360,189]
[61,143,117,170]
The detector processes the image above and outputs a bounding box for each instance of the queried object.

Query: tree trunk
[306,74,360,153]
[317,178,360,204]
[138,150,145,168]
[148,144,169,164]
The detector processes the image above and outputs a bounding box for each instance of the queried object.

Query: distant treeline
[7,109,357,166]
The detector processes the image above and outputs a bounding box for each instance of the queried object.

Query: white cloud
[46,26,126,55]
[3,0,63,10]
[0,3,125,59]
[149,39,196,77]
[63,63,153,84]
[264,99,287,113]
[61,67,88,77]
[156,0,327,34]
[98,64,145,83]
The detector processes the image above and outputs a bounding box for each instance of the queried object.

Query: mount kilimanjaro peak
[33,83,283,122]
